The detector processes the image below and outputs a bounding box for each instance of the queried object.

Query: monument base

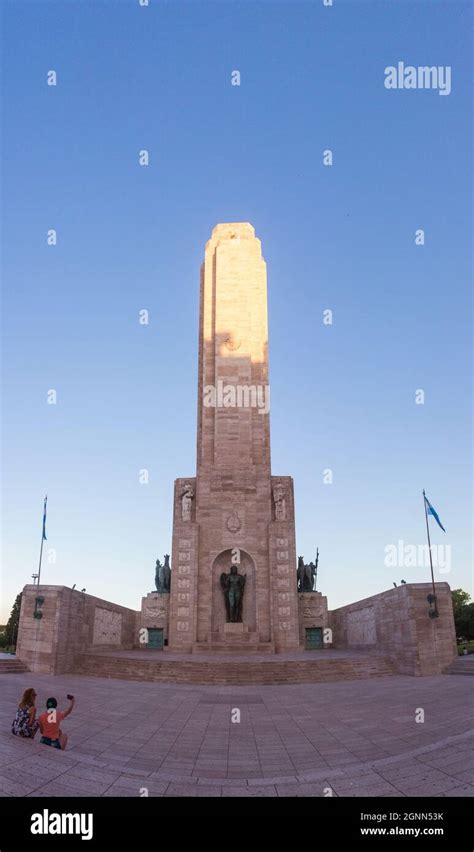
[223,623,248,636]
[298,591,330,649]
[140,592,169,646]
[192,625,270,653]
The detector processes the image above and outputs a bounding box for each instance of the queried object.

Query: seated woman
[11,688,39,739]
[39,695,74,750]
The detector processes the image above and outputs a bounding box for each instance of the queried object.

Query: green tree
[456,603,474,640]
[4,593,22,646]
[451,589,472,639]
[452,588,471,616]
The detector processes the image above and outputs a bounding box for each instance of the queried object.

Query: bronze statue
[162,554,171,592]
[297,556,306,592]
[313,548,319,591]
[297,552,318,592]
[154,558,163,592]
[220,565,246,622]
[154,554,171,593]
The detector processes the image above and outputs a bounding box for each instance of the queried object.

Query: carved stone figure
[181,483,194,521]
[273,480,286,521]
[144,606,167,619]
[220,565,246,623]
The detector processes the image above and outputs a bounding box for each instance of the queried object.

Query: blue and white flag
[42,495,48,541]
[424,493,446,532]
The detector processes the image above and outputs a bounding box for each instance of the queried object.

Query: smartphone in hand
[67,694,74,700]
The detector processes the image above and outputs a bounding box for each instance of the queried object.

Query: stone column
[168,224,300,652]
[269,476,300,651]
[168,478,199,651]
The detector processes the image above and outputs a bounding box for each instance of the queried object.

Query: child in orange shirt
[39,695,74,750]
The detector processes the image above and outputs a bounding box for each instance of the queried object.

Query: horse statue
[154,555,171,594]
[297,555,317,592]
[162,554,171,593]
[297,556,306,592]
[154,558,163,592]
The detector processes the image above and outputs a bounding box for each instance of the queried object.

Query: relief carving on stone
[181,483,194,521]
[226,511,242,533]
[272,480,286,521]
[144,606,167,619]
[224,333,241,352]
[92,608,122,645]
[303,607,321,618]
[346,607,376,646]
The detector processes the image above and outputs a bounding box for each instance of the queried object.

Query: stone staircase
[445,655,474,676]
[0,657,30,674]
[192,643,275,654]
[72,651,396,685]
[193,633,275,654]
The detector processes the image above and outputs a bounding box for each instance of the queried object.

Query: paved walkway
[0,672,472,797]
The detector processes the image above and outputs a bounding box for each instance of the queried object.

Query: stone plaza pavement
[0,671,472,797]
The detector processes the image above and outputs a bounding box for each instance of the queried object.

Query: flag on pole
[42,495,48,540]
[424,493,446,532]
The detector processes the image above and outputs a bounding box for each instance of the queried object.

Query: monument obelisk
[168,223,300,652]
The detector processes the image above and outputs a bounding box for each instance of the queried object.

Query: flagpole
[422,489,438,615]
[37,495,47,586]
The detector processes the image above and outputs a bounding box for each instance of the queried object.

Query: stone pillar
[298,592,330,647]
[197,223,270,471]
[269,476,300,651]
[168,224,300,652]
[140,593,170,645]
[168,478,199,652]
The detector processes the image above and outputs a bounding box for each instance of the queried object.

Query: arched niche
[211,549,256,634]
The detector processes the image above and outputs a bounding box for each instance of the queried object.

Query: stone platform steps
[72,652,396,685]
[192,642,275,654]
[446,656,474,676]
[0,657,30,674]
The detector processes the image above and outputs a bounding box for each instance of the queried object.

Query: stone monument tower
[168,223,300,652]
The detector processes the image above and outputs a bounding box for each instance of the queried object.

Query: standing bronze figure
[154,555,171,593]
[154,558,163,592]
[220,565,246,622]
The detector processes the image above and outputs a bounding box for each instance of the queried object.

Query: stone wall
[16,585,140,674]
[329,582,457,675]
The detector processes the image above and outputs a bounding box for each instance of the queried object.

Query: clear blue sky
[1,0,472,622]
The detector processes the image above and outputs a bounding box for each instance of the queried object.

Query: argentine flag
[424,493,446,532]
